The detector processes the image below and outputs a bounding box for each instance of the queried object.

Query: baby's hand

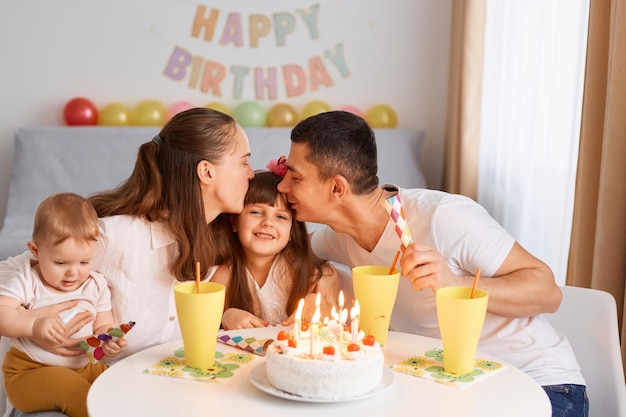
[221,308,268,330]
[101,337,127,358]
[33,316,67,344]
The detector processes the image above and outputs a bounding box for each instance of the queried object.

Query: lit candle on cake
[294,298,304,343]
[340,307,348,346]
[351,301,360,344]
[339,290,344,312]
[309,293,321,356]
[314,292,321,320]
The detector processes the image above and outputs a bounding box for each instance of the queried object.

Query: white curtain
[478,0,590,285]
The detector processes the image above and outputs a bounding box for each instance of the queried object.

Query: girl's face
[234,198,293,259]
[28,237,95,293]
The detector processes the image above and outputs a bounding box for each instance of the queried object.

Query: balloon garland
[62,97,398,128]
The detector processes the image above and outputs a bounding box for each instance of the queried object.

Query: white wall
[0,0,451,225]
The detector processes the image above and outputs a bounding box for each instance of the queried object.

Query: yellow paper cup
[352,265,400,346]
[436,286,488,375]
[174,281,225,369]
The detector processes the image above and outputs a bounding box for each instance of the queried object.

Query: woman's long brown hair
[89,108,237,281]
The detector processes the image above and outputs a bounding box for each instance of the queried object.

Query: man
[277,110,587,417]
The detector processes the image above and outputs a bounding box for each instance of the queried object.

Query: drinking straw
[388,249,401,274]
[195,261,201,294]
[470,268,481,298]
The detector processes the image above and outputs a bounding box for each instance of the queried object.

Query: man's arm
[400,242,561,318]
[480,242,561,317]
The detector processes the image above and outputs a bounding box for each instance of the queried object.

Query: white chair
[1,336,8,416]
[545,286,626,417]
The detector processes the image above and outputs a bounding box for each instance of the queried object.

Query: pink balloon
[339,105,364,117]
[166,101,194,121]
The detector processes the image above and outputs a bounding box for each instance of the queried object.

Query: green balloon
[234,101,266,127]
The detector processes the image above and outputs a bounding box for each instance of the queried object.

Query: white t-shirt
[311,187,585,386]
[0,255,110,368]
[92,215,216,359]
[247,256,292,325]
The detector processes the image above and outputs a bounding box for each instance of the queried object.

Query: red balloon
[63,97,98,125]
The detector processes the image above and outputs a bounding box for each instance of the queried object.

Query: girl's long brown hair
[223,171,325,317]
[88,108,237,281]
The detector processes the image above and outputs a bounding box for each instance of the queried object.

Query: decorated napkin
[79,321,135,363]
[143,347,257,384]
[217,334,274,356]
[382,194,413,249]
[389,348,507,388]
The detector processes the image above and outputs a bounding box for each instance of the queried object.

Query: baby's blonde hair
[32,192,99,246]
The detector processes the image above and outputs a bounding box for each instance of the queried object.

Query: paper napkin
[144,348,257,384]
[389,348,507,388]
[217,334,274,356]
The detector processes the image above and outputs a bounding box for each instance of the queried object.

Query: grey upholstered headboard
[0,127,426,260]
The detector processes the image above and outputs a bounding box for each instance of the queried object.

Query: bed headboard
[0,126,426,260]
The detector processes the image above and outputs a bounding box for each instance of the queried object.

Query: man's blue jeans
[543,384,589,417]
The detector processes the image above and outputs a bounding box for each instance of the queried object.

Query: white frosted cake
[265,326,384,400]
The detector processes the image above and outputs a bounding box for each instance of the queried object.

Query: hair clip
[267,155,287,178]
[152,135,163,146]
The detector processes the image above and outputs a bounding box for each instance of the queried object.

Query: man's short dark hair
[290,111,379,194]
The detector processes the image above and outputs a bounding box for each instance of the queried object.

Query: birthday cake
[265,326,384,400]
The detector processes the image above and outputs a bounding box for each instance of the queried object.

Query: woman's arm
[0,297,93,356]
[0,295,35,338]
[0,296,93,355]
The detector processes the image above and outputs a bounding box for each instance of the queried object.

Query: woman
[0,107,254,416]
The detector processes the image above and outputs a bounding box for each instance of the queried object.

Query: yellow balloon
[132,100,166,126]
[98,102,130,126]
[365,104,398,128]
[266,103,299,127]
[300,100,332,120]
[205,102,233,117]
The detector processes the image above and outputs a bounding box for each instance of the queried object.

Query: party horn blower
[382,194,413,249]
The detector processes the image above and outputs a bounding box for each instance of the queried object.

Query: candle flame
[312,310,321,323]
[340,308,348,325]
[339,290,344,310]
[295,298,304,320]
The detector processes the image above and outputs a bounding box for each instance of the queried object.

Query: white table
[87,327,551,417]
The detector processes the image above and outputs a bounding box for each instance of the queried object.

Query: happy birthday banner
[163,3,351,101]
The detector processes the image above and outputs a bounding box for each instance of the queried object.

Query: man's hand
[400,243,461,292]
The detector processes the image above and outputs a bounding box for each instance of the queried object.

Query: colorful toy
[79,321,136,363]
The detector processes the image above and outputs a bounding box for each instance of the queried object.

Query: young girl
[212,158,339,330]
[0,193,126,417]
